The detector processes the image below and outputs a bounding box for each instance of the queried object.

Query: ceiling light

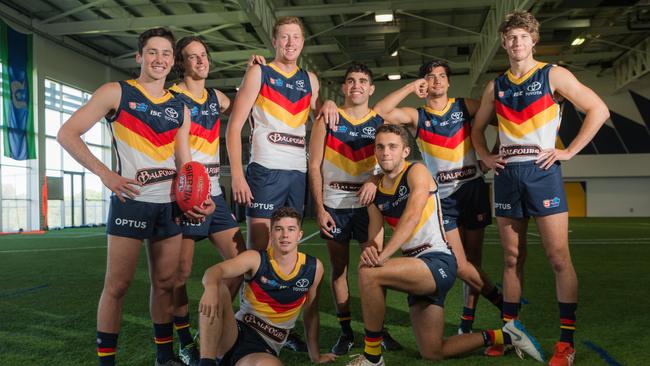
[571,37,585,46]
[375,10,393,23]
[391,50,398,57]
[387,74,401,80]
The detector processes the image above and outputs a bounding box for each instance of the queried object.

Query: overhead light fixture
[571,37,585,46]
[375,10,393,23]
[391,50,398,57]
[387,74,401,80]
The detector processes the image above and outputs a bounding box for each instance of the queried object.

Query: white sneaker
[502,319,545,363]
[346,354,385,366]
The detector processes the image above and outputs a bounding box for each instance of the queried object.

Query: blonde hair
[499,11,540,43]
[272,16,305,38]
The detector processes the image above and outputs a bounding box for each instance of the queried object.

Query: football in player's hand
[174,161,210,213]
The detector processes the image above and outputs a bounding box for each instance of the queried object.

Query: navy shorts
[106,196,181,239]
[181,194,239,241]
[319,206,369,244]
[245,162,306,218]
[220,320,277,366]
[407,251,457,307]
[440,178,492,231]
[494,161,568,218]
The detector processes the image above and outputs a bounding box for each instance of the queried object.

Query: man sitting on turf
[197,207,337,366]
[347,124,544,366]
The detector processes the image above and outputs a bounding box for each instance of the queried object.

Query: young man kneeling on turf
[197,207,337,366]
[347,124,545,366]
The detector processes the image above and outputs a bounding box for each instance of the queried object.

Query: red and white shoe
[548,341,575,366]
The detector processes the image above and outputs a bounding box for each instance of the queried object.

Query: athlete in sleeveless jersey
[308,63,400,356]
[198,207,336,366]
[472,11,609,366]
[57,29,213,366]
[348,125,544,366]
[373,61,504,346]
[168,36,247,365]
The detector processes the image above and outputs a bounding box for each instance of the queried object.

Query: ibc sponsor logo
[543,197,561,208]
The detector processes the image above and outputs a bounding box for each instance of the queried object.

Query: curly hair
[498,10,540,43]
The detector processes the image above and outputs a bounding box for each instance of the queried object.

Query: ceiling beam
[403,35,480,48]
[614,37,650,89]
[275,0,493,17]
[38,11,249,35]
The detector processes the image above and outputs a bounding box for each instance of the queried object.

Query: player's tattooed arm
[303,260,337,363]
[57,82,141,202]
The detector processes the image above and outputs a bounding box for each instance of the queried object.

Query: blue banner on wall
[1,19,35,160]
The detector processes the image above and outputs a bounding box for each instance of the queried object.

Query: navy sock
[96,331,118,366]
[559,302,577,346]
[153,322,174,363]
[174,314,194,348]
[459,306,475,333]
[485,286,504,311]
[502,301,519,323]
[337,311,353,335]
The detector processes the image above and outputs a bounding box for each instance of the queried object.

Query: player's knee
[547,252,573,274]
[103,278,132,299]
[503,249,520,269]
[176,262,192,286]
[420,348,444,362]
[151,271,177,292]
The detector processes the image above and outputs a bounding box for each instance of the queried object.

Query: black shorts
[319,206,369,244]
[181,194,239,241]
[245,162,306,218]
[220,320,277,366]
[106,196,181,239]
[440,178,492,231]
[407,251,457,308]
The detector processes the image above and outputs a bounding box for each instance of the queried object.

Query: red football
[174,161,210,213]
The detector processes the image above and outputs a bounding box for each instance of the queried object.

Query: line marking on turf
[0,284,49,299]
[300,231,321,243]
[0,246,106,254]
[583,340,624,366]
[527,232,541,237]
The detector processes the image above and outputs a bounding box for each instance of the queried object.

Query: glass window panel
[85,122,103,145]
[63,149,84,172]
[2,199,28,232]
[1,165,28,199]
[85,174,103,225]
[46,138,62,171]
[47,199,62,229]
[45,108,62,136]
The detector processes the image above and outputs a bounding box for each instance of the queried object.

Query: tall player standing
[471,11,609,366]
[225,16,335,351]
[58,28,212,366]
[168,36,247,365]
[308,63,400,355]
[373,61,506,348]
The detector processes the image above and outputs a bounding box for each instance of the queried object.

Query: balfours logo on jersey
[437,166,477,183]
[242,313,288,343]
[205,163,220,177]
[136,168,176,185]
[500,144,541,158]
[329,181,363,192]
[267,132,305,147]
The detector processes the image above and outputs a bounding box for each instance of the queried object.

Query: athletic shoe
[284,331,308,352]
[155,357,185,366]
[380,328,402,351]
[346,354,385,366]
[457,327,472,335]
[331,332,355,355]
[502,320,545,363]
[178,342,200,366]
[548,341,575,366]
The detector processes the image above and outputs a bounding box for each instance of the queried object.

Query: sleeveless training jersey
[169,85,222,196]
[236,248,317,353]
[322,109,383,209]
[250,63,312,172]
[415,98,482,199]
[374,163,450,257]
[106,80,184,203]
[494,62,561,163]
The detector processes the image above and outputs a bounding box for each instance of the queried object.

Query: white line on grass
[299,231,321,243]
[0,246,107,254]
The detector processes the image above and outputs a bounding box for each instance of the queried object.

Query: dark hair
[272,16,305,39]
[344,63,374,84]
[270,207,302,227]
[137,27,175,55]
[419,60,451,79]
[376,124,409,147]
[498,10,540,43]
[174,36,211,76]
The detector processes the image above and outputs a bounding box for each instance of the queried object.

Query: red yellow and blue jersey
[374,162,450,257]
[322,109,383,209]
[494,62,561,163]
[250,63,312,172]
[106,80,184,203]
[169,85,222,196]
[415,98,482,199]
[236,247,317,353]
